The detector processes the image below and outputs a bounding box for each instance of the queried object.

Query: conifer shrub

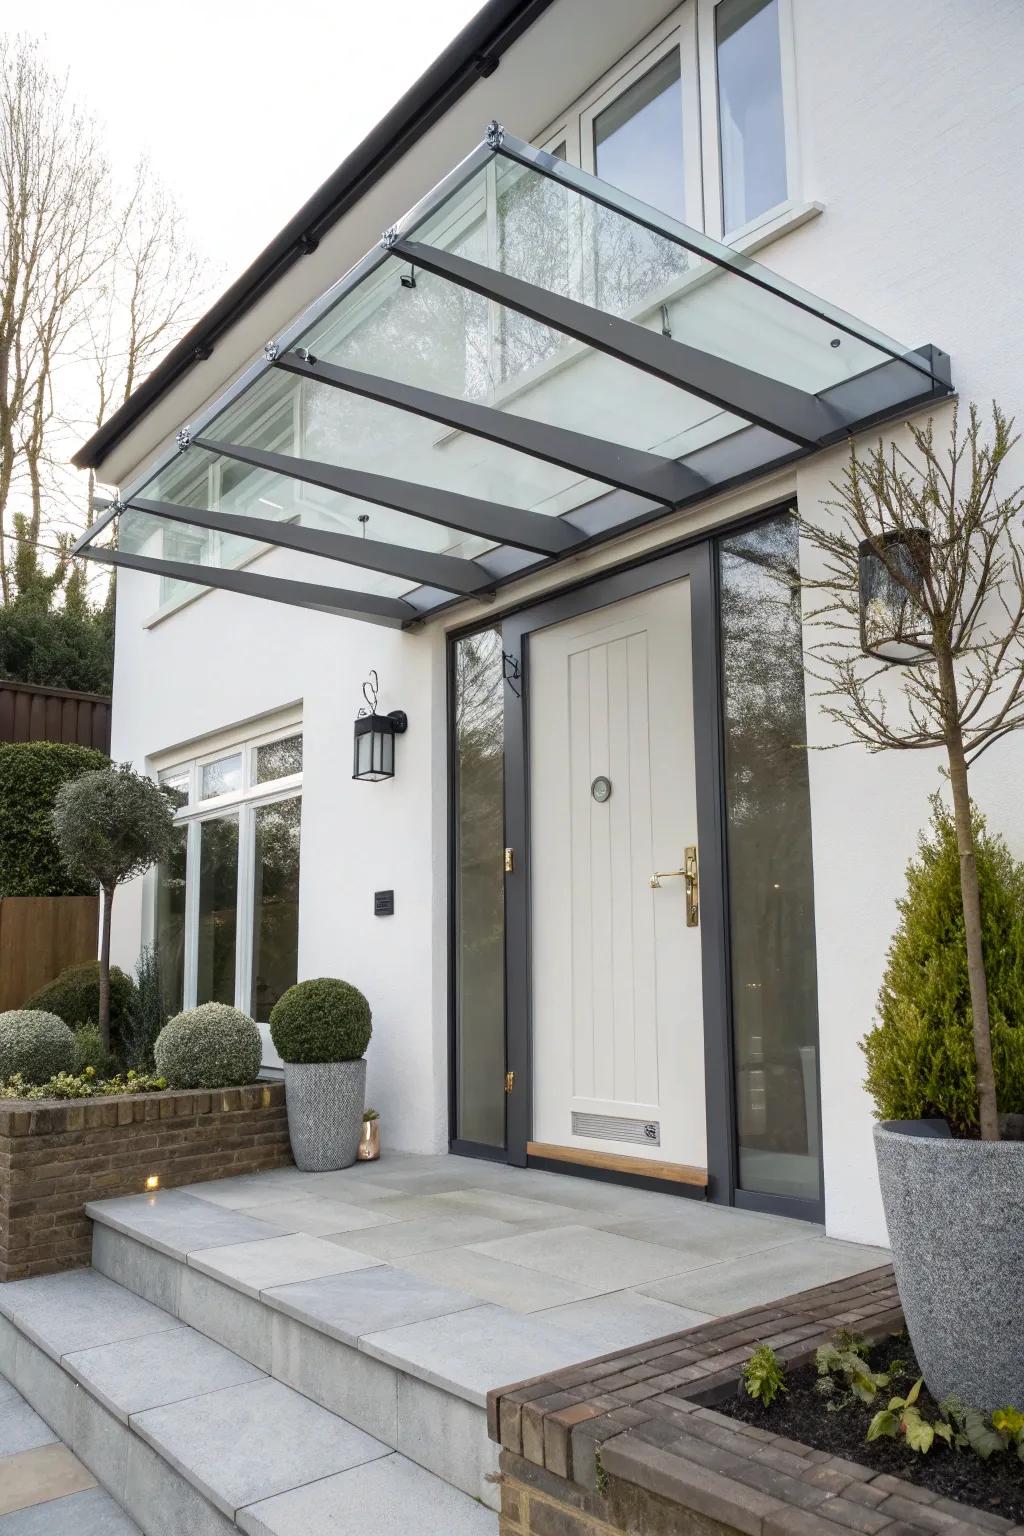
[862,800,1024,1136]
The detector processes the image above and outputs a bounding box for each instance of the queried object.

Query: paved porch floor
[169,1152,886,1357]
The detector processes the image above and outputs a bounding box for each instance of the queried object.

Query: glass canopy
[75,127,951,626]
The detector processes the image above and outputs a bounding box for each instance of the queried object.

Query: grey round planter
[874,1121,1024,1411]
[283,1059,366,1172]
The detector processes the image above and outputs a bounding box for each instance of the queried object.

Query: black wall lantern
[858,528,931,664]
[353,671,408,781]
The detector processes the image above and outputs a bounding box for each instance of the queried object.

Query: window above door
[539,0,799,243]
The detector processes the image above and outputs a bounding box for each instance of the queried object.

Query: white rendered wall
[104,0,1024,1231]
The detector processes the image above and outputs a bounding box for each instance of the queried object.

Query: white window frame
[152,721,303,1027]
[696,0,801,242]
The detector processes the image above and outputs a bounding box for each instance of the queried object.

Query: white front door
[529,579,705,1170]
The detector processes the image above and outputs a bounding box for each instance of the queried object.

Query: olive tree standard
[52,765,176,1051]
[801,404,1024,1141]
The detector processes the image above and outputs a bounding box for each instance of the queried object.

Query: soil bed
[720,1333,1024,1524]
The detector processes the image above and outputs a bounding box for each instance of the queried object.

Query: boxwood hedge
[0,742,108,897]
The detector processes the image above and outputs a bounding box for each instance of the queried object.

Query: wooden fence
[0,896,100,1012]
[0,681,111,754]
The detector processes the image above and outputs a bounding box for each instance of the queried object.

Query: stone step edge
[86,1204,492,1409]
[90,1226,500,1509]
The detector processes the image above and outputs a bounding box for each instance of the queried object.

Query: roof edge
[72,0,555,473]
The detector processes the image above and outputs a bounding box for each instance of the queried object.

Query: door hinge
[504,1070,515,1093]
[504,847,515,873]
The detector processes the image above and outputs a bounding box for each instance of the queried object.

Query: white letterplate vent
[571,1112,660,1147]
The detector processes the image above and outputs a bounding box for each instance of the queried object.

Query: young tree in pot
[51,765,177,1053]
[800,404,1024,1409]
[269,978,372,1171]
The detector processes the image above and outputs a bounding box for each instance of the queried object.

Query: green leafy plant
[363,1107,379,1121]
[0,1067,167,1099]
[861,800,1024,1136]
[154,1003,262,1090]
[867,1378,954,1455]
[815,1339,893,1409]
[0,742,107,897]
[269,978,372,1065]
[992,1406,1024,1459]
[742,1344,787,1408]
[0,1010,75,1083]
[51,765,177,1050]
[72,1023,120,1078]
[25,962,140,1062]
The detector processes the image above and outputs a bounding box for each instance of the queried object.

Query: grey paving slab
[189,1234,381,1299]
[0,1484,141,1535]
[336,1213,517,1260]
[396,1373,498,1505]
[176,1266,273,1371]
[238,1451,498,1536]
[91,1223,182,1314]
[597,1207,810,1266]
[64,1324,265,1422]
[0,1270,180,1360]
[131,1376,389,1518]
[639,1234,889,1313]
[0,1396,58,1457]
[178,1170,316,1208]
[377,1188,587,1229]
[270,1313,398,1445]
[393,1245,615,1312]
[530,1290,714,1352]
[469,1223,693,1288]
[0,1377,18,1406]
[263,1263,480,1346]
[361,1303,592,1406]
[85,1190,294,1259]
[245,1197,397,1236]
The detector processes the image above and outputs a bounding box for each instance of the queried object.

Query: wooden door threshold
[526,1141,708,1188]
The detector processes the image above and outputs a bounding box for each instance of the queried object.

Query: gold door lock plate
[505,1070,515,1093]
[504,847,515,873]
[649,845,699,926]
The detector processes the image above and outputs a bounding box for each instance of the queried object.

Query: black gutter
[72,0,556,472]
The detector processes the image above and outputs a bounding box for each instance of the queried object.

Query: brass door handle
[649,845,698,927]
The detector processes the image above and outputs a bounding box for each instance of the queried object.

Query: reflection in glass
[196,816,239,1006]
[594,52,685,220]
[201,755,242,799]
[453,628,506,1147]
[256,735,303,784]
[155,824,187,1015]
[719,511,820,1202]
[716,0,787,231]
[251,798,301,1022]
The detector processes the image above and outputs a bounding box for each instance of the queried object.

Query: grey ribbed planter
[874,1121,1024,1411]
[283,1059,366,1172]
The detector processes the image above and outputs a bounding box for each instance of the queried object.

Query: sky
[5,0,485,286]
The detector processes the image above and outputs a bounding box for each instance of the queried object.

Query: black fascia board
[72,0,556,472]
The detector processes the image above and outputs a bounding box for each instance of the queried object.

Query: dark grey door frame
[497,540,735,1205]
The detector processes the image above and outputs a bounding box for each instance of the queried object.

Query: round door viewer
[591,775,612,804]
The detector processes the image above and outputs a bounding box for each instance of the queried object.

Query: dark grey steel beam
[80,545,416,626]
[394,239,842,449]
[127,496,494,596]
[274,351,707,507]
[193,435,581,556]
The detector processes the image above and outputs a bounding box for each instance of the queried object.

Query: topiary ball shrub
[270,978,372,1064]
[154,1002,262,1090]
[0,1011,76,1084]
[862,799,1024,1137]
[25,962,139,1060]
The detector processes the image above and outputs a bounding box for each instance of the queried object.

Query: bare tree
[800,404,1024,1140]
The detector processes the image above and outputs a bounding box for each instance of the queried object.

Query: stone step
[83,1185,600,1512]
[0,1268,497,1536]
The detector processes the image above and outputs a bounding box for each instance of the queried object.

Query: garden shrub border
[0,1081,291,1281]
[490,1266,1020,1536]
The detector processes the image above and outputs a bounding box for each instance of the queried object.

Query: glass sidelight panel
[155,824,187,1015]
[719,511,820,1203]
[196,815,239,1006]
[452,626,506,1147]
[250,797,302,1022]
[716,0,787,232]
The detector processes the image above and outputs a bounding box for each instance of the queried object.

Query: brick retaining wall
[0,1083,292,1281]
[490,1268,1018,1536]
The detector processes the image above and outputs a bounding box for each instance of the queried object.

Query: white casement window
[151,726,302,1049]
[541,0,798,243]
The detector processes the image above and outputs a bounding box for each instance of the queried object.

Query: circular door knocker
[591,775,612,804]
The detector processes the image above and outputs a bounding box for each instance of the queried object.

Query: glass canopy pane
[408,155,907,397]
